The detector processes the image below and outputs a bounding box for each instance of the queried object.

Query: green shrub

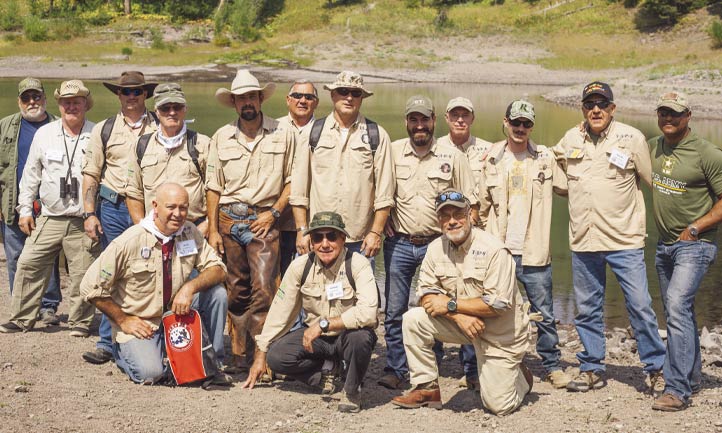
[0,0,23,31]
[49,17,86,40]
[81,9,114,26]
[213,34,232,47]
[637,0,709,28]
[150,27,166,49]
[710,20,722,48]
[23,15,49,42]
[121,47,133,56]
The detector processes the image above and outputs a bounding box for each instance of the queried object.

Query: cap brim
[103,82,158,95]
[435,200,469,213]
[155,96,186,107]
[582,91,612,101]
[303,225,350,237]
[323,84,373,98]
[406,108,434,117]
[656,102,688,113]
[215,83,276,108]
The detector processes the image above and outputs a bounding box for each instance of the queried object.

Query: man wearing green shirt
[649,91,722,412]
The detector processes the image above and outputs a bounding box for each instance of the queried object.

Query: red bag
[162,309,219,385]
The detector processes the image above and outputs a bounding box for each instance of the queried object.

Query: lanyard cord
[62,121,84,181]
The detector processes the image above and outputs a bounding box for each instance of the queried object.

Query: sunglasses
[335,88,363,98]
[582,100,612,110]
[657,108,688,118]
[20,93,43,103]
[120,88,144,97]
[435,191,467,207]
[157,104,186,113]
[310,231,339,243]
[289,92,317,101]
[508,118,534,128]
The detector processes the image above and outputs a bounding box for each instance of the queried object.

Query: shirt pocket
[349,140,373,171]
[128,259,156,295]
[462,265,487,299]
[484,170,501,205]
[312,138,335,170]
[396,164,413,200]
[565,151,585,181]
[260,140,286,173]
[331,283,357,315]
[300,283,325,314]
[218,144,249,178]
[433,264,458,294]
[139,154,161,192]
[605,146,634,179]
[427,168,452,192]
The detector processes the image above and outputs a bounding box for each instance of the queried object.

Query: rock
[614,424,624,431]
[558,330,569,346]
[14,385,29,393]
[483,414,491,421]
[2,362,12,369]
[105,371,113,376]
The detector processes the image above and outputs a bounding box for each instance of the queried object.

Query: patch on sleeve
[100,265,114,282]
[274,285,285,301]
[207,163,215,173]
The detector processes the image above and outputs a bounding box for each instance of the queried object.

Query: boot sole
[391,400,442,410]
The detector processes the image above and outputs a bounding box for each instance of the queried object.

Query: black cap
[582,81,613,102]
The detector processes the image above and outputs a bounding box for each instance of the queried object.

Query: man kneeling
[80,183,228,384]
[243,212,378,413]
[391,190,532,415]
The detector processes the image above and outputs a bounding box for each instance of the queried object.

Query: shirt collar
[403,137,438,157]
[140,211,185,245]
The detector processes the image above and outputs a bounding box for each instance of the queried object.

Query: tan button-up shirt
[417,227,529,358]
[276,114,313,231]
[390,138,479,236]
[552,120,651,252]
[126,131,210,222]
[17,119,95,217]
[289,114,395,242]
[80,222,226,344]
[437,134,493,191]
[82,112,157,195]
[207,115,295,208]
[255,248,378,353]
[480,140,562,266]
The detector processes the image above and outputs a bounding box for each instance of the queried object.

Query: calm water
[2,78,721,328]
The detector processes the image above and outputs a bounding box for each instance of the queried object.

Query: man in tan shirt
[289,71,394,264]
[81,183,228,384]
[552,81,665,392]
[378,95,479,391]
[391,190,532,415]
[81,71,158,365]
[126,83,210,230]
[207,70,295,370]
[243,212,377,413]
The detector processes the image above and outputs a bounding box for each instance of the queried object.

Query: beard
[444,222,471,245]
[21,105,47,122]
[240,106,259,121]
[409,128,433,147]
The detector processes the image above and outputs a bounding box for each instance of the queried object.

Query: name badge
[176,239,198,257]
[325,281,344,300]
[46,150,63,162]
[609,148,629,169]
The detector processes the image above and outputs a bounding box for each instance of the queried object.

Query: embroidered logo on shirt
[661,156,676,175]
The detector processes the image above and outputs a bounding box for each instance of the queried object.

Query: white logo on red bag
[168,322,193,351]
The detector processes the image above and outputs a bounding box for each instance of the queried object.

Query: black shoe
[82,348,114,364]
[0,322,25,333]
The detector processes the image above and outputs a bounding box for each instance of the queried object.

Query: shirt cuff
[482,294,511,312]
[373,197,394,211]
[288,196,309,207]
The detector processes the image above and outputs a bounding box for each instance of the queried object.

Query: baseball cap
[506,100,535,123]
[154,83,186,107]
[446,97,474,113]
[18,77,44,95]
[435,190,470,213]
[656,91,689,113]
[405,95,434,117]
[582,81,613,101]
[304,211,350,237]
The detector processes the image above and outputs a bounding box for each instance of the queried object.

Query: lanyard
[61,122,84,180]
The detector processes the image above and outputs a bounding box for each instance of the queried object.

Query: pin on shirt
[141,246,152,259]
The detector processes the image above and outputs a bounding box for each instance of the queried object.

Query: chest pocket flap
[396,165,412,180]
[218,144,244,161]
[428,168,452,182]
[140,154,159,169]
[300,283,323,298]
[261,142,286,154]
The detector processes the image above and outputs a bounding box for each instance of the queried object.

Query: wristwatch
[82,212,96,220]
[270,207,281,219]
[319,317,330,333]
[688,225,699,238]
[296,226,308,232]
[447,297,458,313]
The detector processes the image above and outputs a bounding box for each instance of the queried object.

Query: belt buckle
[409,235,426,246]
[231,203,249,216]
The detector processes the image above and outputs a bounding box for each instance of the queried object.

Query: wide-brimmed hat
[153,83,186,107]
[303,211,349,237]
[102,71,157,95]
[215,69,276,108]
[656,91,690,113]
[323,71,373,98]
[54,79,93,111]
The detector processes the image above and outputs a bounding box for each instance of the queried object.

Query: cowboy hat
[215,69,276,108]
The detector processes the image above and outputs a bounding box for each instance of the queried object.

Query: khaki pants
[402,307,530,416]
[10,216,100,330]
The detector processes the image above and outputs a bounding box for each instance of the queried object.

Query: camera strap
[61,121,84,183]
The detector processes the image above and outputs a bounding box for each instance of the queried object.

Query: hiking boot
[652,392,687,411]
[69,327,90,338]
[546,369,572,389]
[378,373,403,390]
[82,348,114,365]
[202,373,234,389]
[566,370,606,392]
[0,322,26,333]
[337,390,363,413]
[319,369,340,395]
[391,383,442,410]
[458,375,480,391]
[520,362,533,394]
[647,370,665,398]
[39,310,60,326]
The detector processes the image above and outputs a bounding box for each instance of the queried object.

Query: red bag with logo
[162,309,220,385]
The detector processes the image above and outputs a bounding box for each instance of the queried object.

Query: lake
[1,78,721,328]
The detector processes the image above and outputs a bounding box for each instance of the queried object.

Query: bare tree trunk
[124,0,131,15]
[216,0,226,14]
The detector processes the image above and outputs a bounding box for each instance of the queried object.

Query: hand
[452,314,485,340]
[422,294,451,317]
[171,284,195,316]
[384,219,395,238]
[361,230,382,257]
[250,211,275,239]
[18,216,35,236]
[678,227,698,241]
[303,324,322,353]
[118,315,155,340]
[296,231,310,255]
[196,220,209,238]
[208,231,224,255]
[83,215,103,241]
[242,352,268,389]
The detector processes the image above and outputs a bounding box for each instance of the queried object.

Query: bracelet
[296,226,308,232]
[369,230,382,237]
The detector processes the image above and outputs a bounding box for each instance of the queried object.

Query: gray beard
[21,107,47,122]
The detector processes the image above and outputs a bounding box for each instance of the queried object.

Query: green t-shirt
[650,131,722,243]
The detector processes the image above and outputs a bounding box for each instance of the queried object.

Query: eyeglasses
[582,100,612,110]
[657,108,688,118]
[289,92,317,101]
[120,88,144,97]
[157,104,185,113]
[335,88,363,98]
[508,118,534,128]
[435,191,466,207]
[310,231,339,243]
[20,93,43,103]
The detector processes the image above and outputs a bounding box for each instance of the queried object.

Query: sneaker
[82,348,114,365]
[0,322,26,333]
[647,370,665,398]
[338,390,363,413]
[458,375,480,390]
[39,310,61,326]
[378,373,403,390]
[391,383,442,410]
[319,369,339,395]
[69,327,90,338]
[566,370,606,392]
[547,369,573,389]
[652,392,687,411]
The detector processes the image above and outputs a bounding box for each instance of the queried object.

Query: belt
[396,233,440,246]
[220,203,270,217]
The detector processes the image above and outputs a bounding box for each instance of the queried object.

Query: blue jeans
[1,220,61,312]
[114,284,227,383]
[656,240,717,401]
[513,256,561,372]
[571,249,666,374]
[346,240,376,271]
[96,198,135,354]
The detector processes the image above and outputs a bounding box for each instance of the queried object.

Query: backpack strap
[308,117,327,153]
[135,133,153,167]
[300,252,316,288]
[344,249,356,292]
[148,110,159,125]
[185,130,204,184]
[364,118,380,154]
[100,116,115,153]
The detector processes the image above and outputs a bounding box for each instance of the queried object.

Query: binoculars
[60,177,79,200]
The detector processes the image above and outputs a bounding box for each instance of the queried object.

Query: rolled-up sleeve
[205,132,225,193]
[124,136,144,201]
[340,254,378,329]
[256,258,304,352]
[81,121,106,181]
[372,128,395,210]
[289,129,310,208]
[81,242,121,303]
[480,248,516,312]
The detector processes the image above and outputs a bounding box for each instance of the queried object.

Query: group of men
[0,69,718,415]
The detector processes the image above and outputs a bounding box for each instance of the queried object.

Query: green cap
[304,211,349,237]
[507,100,535,123]
[18,77,44,95]
[656,91,689,113]
[154,83,186,107]
[405,95,434,117]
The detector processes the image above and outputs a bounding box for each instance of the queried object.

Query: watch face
[447,299,457,312]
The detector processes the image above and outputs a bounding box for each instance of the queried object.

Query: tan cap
[18,77,44,95]
[656,91,689,113]
[405,95,434,117]
[323,71,373,98]
[446,97,474,113]
[54,79,93,111]
[154,83,186,107]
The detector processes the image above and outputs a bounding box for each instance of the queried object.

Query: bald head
[153,182,189,235]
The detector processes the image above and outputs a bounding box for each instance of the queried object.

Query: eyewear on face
[335,88,363,98]
[289,92,317,101]
[435,191,466,207]
[508,118,534,128]
[440,210,469,222]
[310,231,339,243]
[158,104,185,113]
[120,88,144,97]
[582,100,612,110]
[657,108,688,118]
[20,93,43,103]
